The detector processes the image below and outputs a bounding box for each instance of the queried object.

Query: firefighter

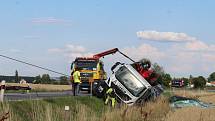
[105,88,116,108]
[72,67,81,96]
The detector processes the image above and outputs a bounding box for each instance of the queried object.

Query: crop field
[1,90,215,121]
[6,83,72,92]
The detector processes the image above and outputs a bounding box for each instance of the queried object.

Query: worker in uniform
[72,68,81,96]
[105,88,116,108]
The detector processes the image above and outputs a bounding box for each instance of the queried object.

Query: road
[4,91,91,101]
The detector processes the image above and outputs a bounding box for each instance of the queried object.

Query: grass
[0,96,105,121]
[1,90,215,121]
[0,96,171,121]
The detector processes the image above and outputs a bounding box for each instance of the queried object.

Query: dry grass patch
[101,96,170,121]
[171,89,215,103]
[6,83,72,92]
[166,107,215,121]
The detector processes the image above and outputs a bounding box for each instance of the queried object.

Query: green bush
[193,76,206,89]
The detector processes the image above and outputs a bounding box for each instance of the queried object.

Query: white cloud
[48,48,63,53]
[9,49,22,53]
[24,35,40,39]
[137,30,197,42]
[122,44,165,62]
[48,44,93,61]
[202,53,215,62]
[31,17,70,24]
[185,41,215,51]
[135,30,215,76]
[64,44,86,53]
[168,64,193,73]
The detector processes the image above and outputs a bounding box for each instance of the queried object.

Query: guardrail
[0,80,31,102]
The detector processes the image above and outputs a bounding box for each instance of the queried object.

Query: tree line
[0,70,69,85]
[157,65,215,89]
[33,74,69,85]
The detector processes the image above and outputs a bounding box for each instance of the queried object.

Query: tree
[181,77,189,86]
[41,74,51,84]
[189,75,194,85]
[15,70,20,83]
[162,73,172,87]
[193,76,206,89]
[34,75,42,84]
[59,76,68,85]
[151,62,165,85]
[152,63,165,76]
[208,72,215,82]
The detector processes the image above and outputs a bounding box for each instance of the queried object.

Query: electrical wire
[0,54,70,77]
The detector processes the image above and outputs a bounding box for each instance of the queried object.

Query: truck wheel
[92,80,108,98]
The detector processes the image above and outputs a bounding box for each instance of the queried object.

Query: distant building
[171,79,184,87]
[0,76,34,83]
[206,82,215,87]
[20,79,27,84]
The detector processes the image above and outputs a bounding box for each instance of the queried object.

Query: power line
[0,54,70,77]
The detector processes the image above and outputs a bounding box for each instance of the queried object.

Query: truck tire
[92,80,108,99]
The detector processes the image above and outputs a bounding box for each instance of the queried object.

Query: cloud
[9,49,22,53]
[137,30,197,42]
[47,48,63,53]
[135,30,215,76]
[185,41,215,51]
[48,44,93,61]
[64,44,86,53]
[24,35,40,39]
[122,44,165,62]
[168,64,194,73]
[31,17,70,24]
[0,49,22,53]
[163,44,215,76]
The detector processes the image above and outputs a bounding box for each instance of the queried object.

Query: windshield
[115,66,146,97]
[76,61,97,70]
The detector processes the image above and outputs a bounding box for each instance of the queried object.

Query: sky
[0,0,215,78]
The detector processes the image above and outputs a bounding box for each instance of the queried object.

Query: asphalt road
[4,91,92,101]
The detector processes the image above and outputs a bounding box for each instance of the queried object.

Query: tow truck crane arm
[93,48,119,59]
[93,48,135,63]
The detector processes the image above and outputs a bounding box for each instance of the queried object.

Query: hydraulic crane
[71,48,135,93]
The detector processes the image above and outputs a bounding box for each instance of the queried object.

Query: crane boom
[93,48,119,59]
[93,48,135,62]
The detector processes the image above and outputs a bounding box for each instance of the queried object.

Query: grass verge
[1,90,215,121]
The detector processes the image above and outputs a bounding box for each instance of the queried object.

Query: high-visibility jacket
[105,88,116,107]
[73,71,81,83]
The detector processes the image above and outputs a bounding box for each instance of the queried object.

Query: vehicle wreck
[93,61,164,106]
[169,96,215,109]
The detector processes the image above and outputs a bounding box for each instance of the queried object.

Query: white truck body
[105,64,152,105]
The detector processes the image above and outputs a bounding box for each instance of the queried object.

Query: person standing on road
[72,68,81,96]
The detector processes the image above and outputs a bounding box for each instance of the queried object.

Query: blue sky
[0,0,215,78]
